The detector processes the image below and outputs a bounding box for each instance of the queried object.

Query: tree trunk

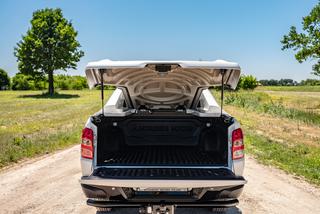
[48,71,54,96]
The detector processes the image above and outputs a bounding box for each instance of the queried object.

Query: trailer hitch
[139,204,175,214]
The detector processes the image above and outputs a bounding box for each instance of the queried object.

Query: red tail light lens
[232,128,244,160]
[81,127,93,159]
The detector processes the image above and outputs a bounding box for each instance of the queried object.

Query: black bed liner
[99,147,226,166]
[94,114,232,167]
[92,167,243,180]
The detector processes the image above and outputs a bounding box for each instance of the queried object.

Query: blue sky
[0,0,318,81]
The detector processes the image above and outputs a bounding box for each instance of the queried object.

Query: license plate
[134,187,190,192]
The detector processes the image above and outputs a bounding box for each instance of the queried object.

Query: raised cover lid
[85,59,241,108]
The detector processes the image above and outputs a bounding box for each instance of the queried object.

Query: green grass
[265,91,320,115]
[257,85,320,92]
[213,87,320,185]
[220,90,320,126]
[245,129,320,186]
[1,89,319,186]
[0,90,111,168]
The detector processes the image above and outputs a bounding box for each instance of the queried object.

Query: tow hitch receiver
[139,205,175,214]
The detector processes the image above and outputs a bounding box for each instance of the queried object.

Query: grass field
[1,86,319,185]
[214,86,320,185]
[220,90,320,125]
[256,85,320,92]
[0,90,112,168]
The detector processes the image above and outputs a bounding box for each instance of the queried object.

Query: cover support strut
[220,69,226,117]
[100,69,105,116]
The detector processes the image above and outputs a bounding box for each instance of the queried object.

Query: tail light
[232,128,244,160]
[81,127,94,159]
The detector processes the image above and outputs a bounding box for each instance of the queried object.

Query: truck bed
[99,147,226,166]
[94,115,230,167]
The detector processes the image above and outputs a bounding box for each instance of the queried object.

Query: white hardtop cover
[85,59,241,108]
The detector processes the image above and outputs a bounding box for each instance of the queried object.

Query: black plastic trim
[87,198,239,208]
[91,168,245,180]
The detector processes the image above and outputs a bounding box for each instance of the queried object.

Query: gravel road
[0,145,319,214]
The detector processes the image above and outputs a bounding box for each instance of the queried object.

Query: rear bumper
[80,178,245,205]
[87,198,240,208]
[80,176,246,189]
[80,167,246,206]
[82,183,244,208]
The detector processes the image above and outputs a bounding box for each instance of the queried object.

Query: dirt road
[0,145,319,214]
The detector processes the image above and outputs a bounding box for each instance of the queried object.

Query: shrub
[238,75,258,90]
[54,75,70,90]
[11,74,47,90]
[12,74,33,90]
[54,75,88,90]
[70,76,88,90]
[11,74,88,90]
[95,85,116,90]
[0,68,10,90]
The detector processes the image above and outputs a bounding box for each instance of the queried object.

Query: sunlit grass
[245,129,320,186]
[256,85,320,92]
[213,90,320,126]
[213,87,320,185]
[0,90,111,167]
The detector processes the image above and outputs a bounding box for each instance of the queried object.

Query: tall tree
[14,8,84,95]
[281,2,320,76]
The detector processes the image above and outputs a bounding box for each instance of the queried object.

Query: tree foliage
[0,68,10,90]
[300,78,320,86]
[14,8,84,95]
[281,2,320,76]
[259,79,279,86]
[259,79,298,86]
[54,75,88,90]
[12,74,34,90]
[237,75,258,90]
[11,73,88,90]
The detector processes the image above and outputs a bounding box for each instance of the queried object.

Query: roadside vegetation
[11,74,89,90]
[222,90,320,125]
[213,85,320,186]
[245,129,320,185]
[0,90,112,168]
[256,85,320,92]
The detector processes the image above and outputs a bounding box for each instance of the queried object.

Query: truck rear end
[79,60,246,212]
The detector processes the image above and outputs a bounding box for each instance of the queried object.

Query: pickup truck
[80,59,246,214]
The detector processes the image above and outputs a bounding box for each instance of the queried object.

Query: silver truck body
[80,60,246,212]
